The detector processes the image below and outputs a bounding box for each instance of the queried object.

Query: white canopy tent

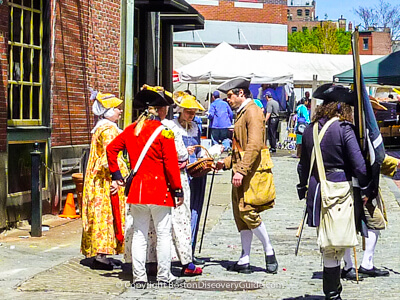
[176,42,293,85]
[175,42,382,87]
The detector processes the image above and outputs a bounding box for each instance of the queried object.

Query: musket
[295,200,308,256]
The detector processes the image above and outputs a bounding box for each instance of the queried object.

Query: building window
[363,38,369,50]
[7,0,43,126]
[302,27,308,32]
[297,9,302,16]
[305,9,310,16]
[291,27,298,33]
[287,9,292,21]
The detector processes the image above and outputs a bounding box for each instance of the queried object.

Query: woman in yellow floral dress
[81,91,128,270]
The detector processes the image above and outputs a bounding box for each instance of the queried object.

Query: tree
[354,0,400,41]
[288,23,351,54]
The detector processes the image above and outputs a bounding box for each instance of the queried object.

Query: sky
[316,0,400,27]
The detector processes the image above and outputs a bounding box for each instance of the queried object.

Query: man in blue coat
[208,90,233,148]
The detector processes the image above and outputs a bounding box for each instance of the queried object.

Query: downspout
[121,0,135,128]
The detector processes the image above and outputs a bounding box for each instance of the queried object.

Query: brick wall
[0,4,9,153]
[371,31,391,55]
[51,0,121,147]
[287,5,315,22]
[192,1,287,25]
[260,45,287,51]
[288,20,320,33]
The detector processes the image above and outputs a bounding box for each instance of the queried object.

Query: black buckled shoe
[265,251,278,274]
[227,262,252,274]
[341,268,364,281]
[132,281,147,289]
[358,266,389,277]
[193,256,205,265]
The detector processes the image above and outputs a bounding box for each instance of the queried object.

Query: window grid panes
[8,0,42,126]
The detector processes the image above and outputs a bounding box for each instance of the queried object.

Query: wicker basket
[187,145,214,177]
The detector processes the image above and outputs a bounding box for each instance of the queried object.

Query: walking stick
[199,169,216,254]
[295,201,308,256]
[353,247,359,283]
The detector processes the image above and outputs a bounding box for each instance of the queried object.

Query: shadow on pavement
[382,266,400,275]
[208,259,267,273]
[282,295,324,300]
[311,271,323,279]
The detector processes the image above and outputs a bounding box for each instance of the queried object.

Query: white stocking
[251,222,274,256]
[237,230,253,265]
[324,256,341,268]
[343,248,354,270]
[361,229,379,270]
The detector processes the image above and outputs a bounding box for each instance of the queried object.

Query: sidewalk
[1,150,400,299]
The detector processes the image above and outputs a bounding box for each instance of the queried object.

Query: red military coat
[107,119,182,207]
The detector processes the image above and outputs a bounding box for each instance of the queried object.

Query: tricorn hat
[173,92,205,111]
[217,77,251,94]
[313,83,356,105]
[134,85,174,109]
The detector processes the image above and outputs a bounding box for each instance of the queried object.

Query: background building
[174,0,288,50]
[359,27,392,55]
[0,0,202,229]
[287,0,348,34]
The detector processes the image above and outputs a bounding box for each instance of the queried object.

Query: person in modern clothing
[81,91,128,271]
[295,99,311,158]
[208,90,233,147]
[301,91,312,110]
[215,77,278,275]
[172,92,207,265]
[297,84,372,300]
[106,85,184,288]
[265,91,280,152]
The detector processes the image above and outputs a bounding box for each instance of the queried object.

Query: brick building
[174,0,288,50]
[287,1,392,55]
[0,0,203,228]
[287,0,347,34]
[359,28,392,55]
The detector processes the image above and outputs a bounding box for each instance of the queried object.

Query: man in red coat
[107,85,183,289]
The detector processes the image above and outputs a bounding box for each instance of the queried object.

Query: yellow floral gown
[81,120,129,257]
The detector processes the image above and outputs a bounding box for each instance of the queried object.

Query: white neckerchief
[91,118,122,134]
[237,98,252,113]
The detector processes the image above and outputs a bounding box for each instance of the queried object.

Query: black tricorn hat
[313,83,355,106]
[217,77,251,94]
[134,85,174,109]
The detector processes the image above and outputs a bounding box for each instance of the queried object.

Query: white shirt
[237,98,252,113]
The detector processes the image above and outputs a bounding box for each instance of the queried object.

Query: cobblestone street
[1,153,400,299]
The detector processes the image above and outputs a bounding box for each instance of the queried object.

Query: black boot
[323,266,342,300]
[265,251,278,274]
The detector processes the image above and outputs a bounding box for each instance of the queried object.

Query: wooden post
[311,74,318,119]
[31,143,42,237]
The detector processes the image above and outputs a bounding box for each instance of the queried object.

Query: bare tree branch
[353,0,400,41]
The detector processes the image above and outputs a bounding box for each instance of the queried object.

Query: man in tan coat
[216,77,278,274]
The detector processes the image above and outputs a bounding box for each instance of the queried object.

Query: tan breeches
[232,185,262,231]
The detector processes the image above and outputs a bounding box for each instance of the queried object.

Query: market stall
[334,51,400,147]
